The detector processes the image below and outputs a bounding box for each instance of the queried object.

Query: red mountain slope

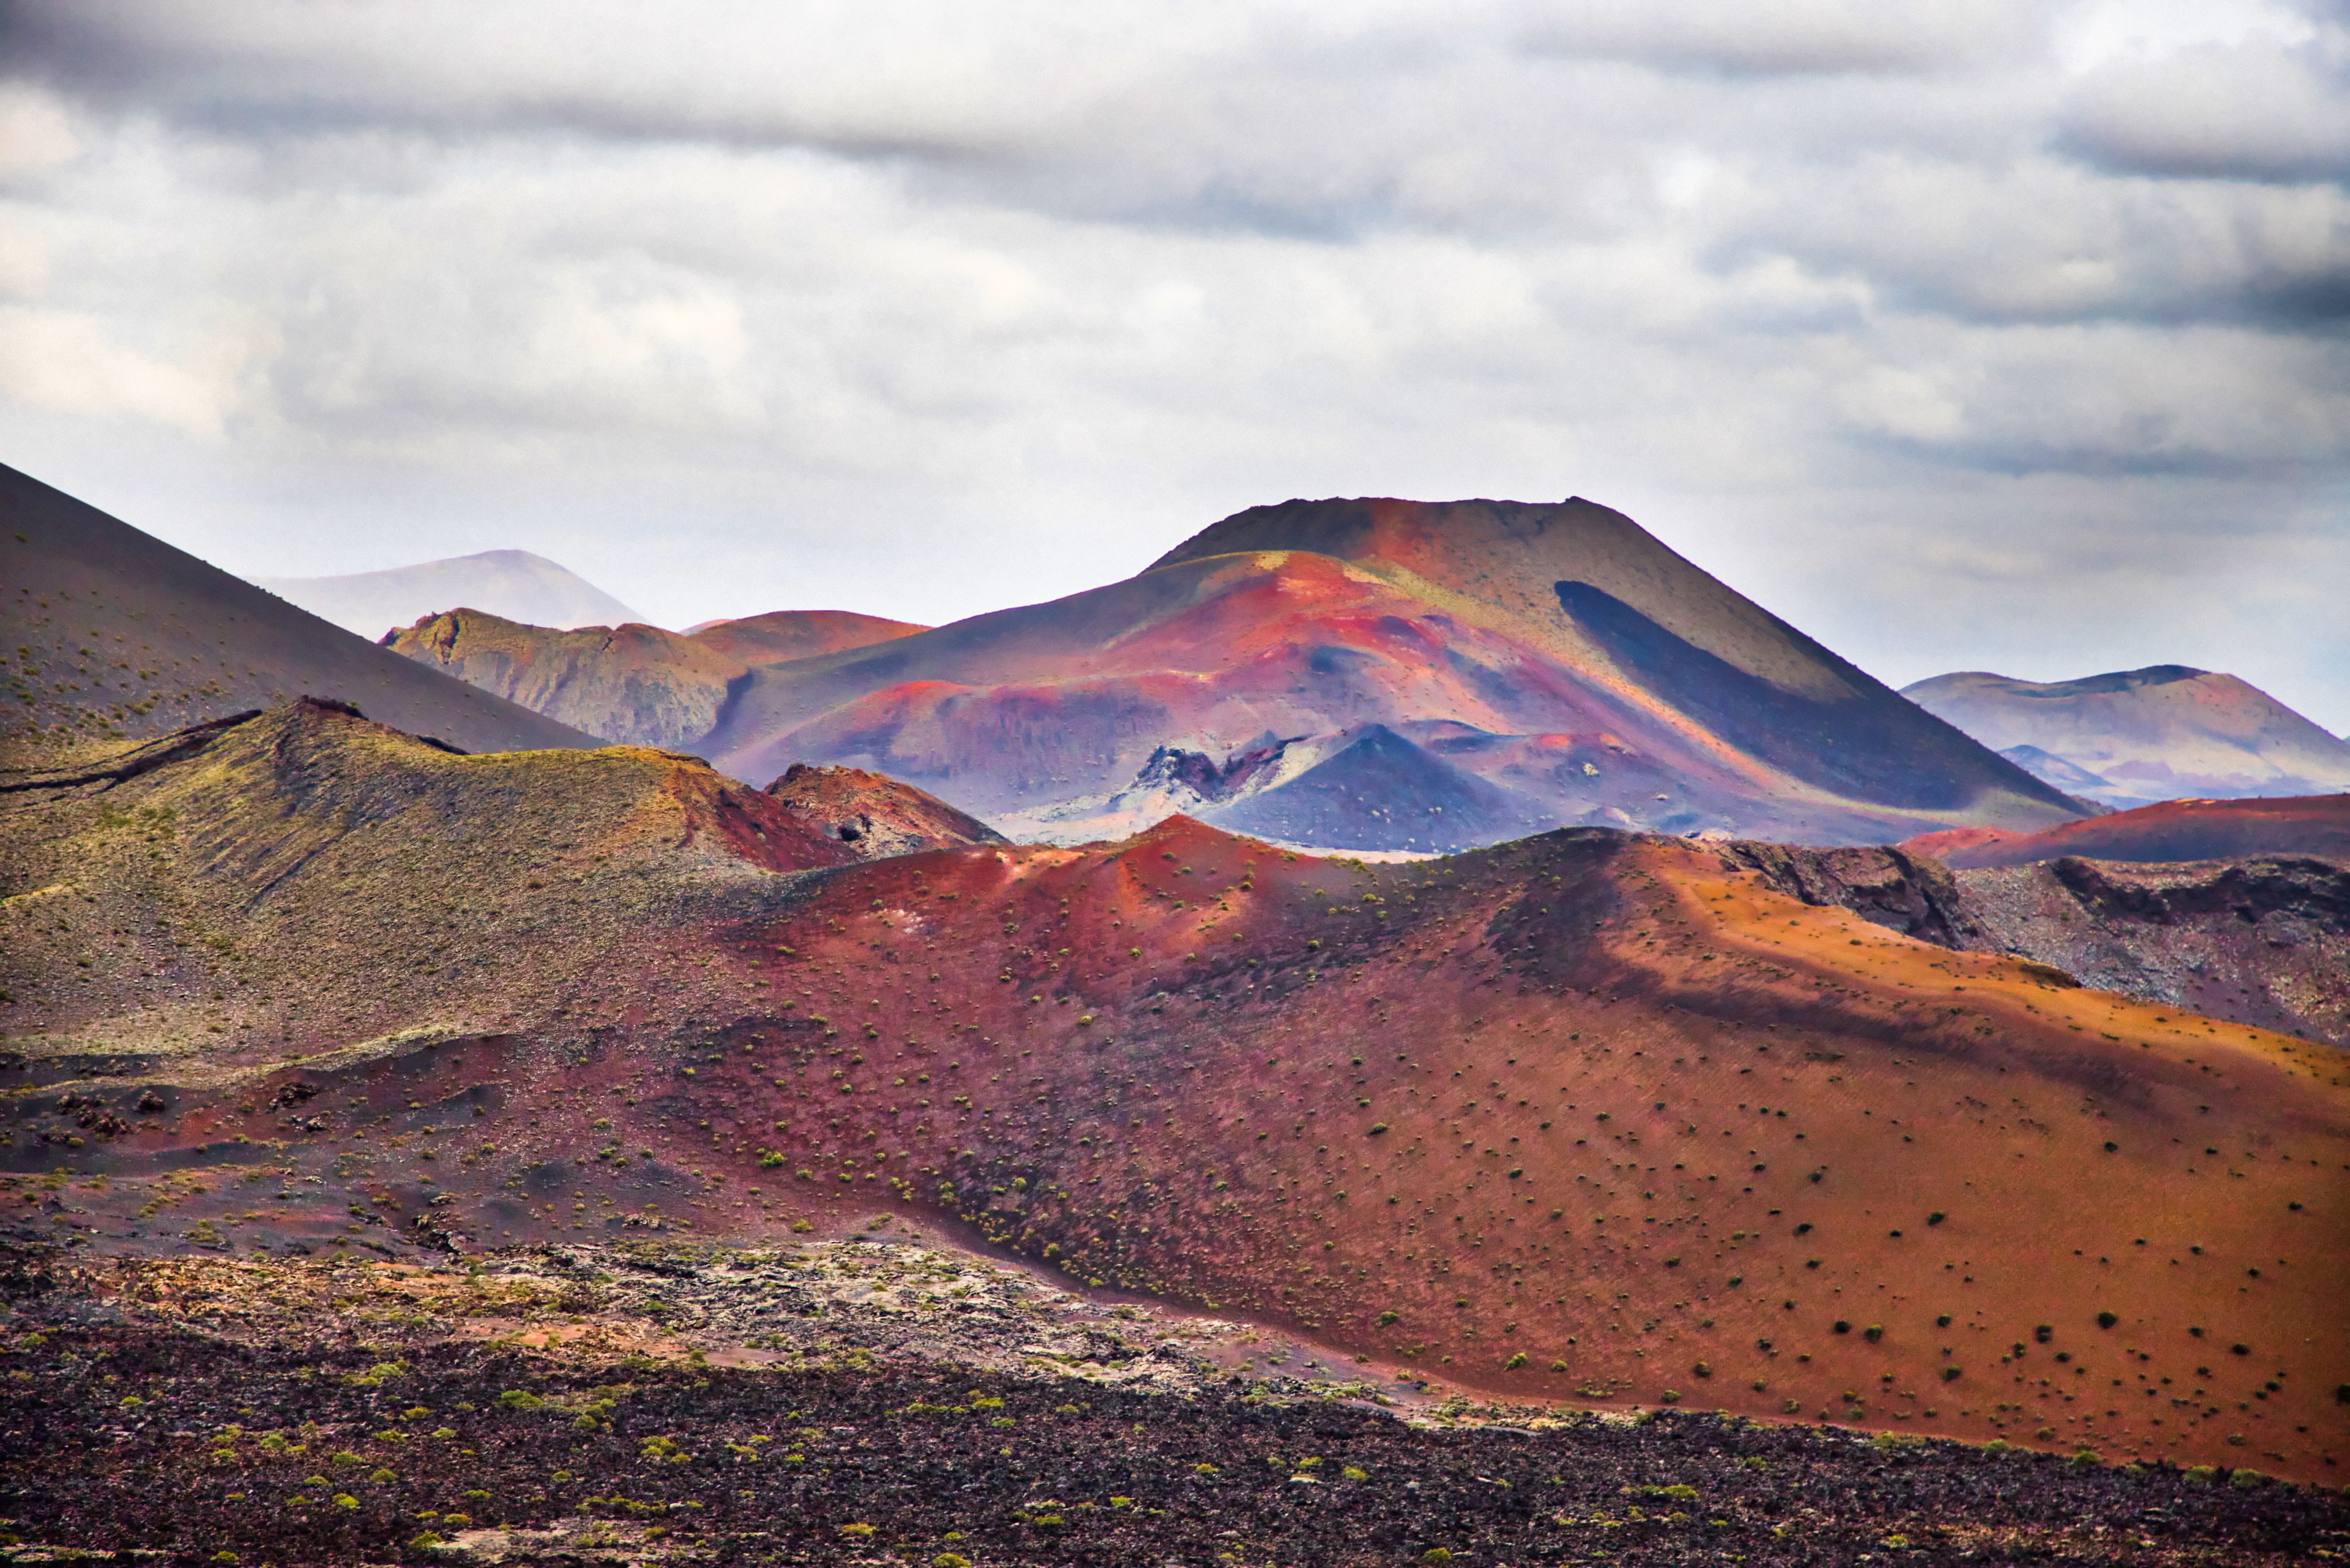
[6,711,2339,1481]
[1909,794,2350,870]
[700,502,2080,848]
[768,761,1010,858]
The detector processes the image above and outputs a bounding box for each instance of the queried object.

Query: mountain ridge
[387,605,929,748]
[1904,665,2350,806]
[674,498,2083,847]
[0,462,600,757]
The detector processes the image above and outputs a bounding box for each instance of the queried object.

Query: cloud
[1513,0,2044,78]
[0,0,2344,730]
[2058,25,2350,183]
[0,306,244,434]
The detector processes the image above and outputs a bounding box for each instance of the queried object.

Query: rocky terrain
[1722,826,2350,1048]
[767,763,1008,860]
[1904,667,2350,807]
[3,1235,2343,1565]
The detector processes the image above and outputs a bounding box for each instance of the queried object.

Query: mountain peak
[1903,666,2350,805]
[257,549,644,638]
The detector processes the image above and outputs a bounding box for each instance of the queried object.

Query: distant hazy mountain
[1902,666,2350,806]
[0,464,600,755]
[257,550,643,639]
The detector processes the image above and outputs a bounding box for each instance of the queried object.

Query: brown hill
[1904,667,2350,806]
[5,706,2339,1482]
[1909,795,2350,870]
[695,504,2081,848]
[0,462,599,757]
[386,607,928,749]
[766,761,1008,858]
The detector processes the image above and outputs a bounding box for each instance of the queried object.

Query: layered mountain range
[1904,667,2350,807]
[393,497,2084,851]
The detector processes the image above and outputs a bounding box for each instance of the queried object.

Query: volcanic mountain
[622,497,2083,851]
[6,703,2340,1481]
[0,462,598,757]
[257,549,644,640]
[388,606,929,750]
[1903,667,2350,807]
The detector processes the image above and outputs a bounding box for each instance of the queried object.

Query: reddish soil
[700,501,2080,844]
[766,761,1007,858]
[5,706,2344,1485]
[1910,796,2350,870]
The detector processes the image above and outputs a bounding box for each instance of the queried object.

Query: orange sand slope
[684,819,2348,1481]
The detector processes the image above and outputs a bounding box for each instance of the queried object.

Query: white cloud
[0,0,2344,729]
[2059,23,2350,182]
[0,307,243,434]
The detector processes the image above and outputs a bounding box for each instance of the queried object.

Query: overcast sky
[2,0,2345,727]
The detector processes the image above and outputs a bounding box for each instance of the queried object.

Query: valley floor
[1,1238,2341,1567]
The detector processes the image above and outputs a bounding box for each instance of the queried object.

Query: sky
[1,0,2345,728]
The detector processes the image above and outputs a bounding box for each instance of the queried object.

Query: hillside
[768,760,1010,858]
[1907,794,2350,871]
[1725,839,2350,1048]
[387,606,929,749]
[1904,667,2350,806]
[692,500,2081,849]
[0,462,599,757]
[5,704,2341,1483]
[258,548,644,639]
